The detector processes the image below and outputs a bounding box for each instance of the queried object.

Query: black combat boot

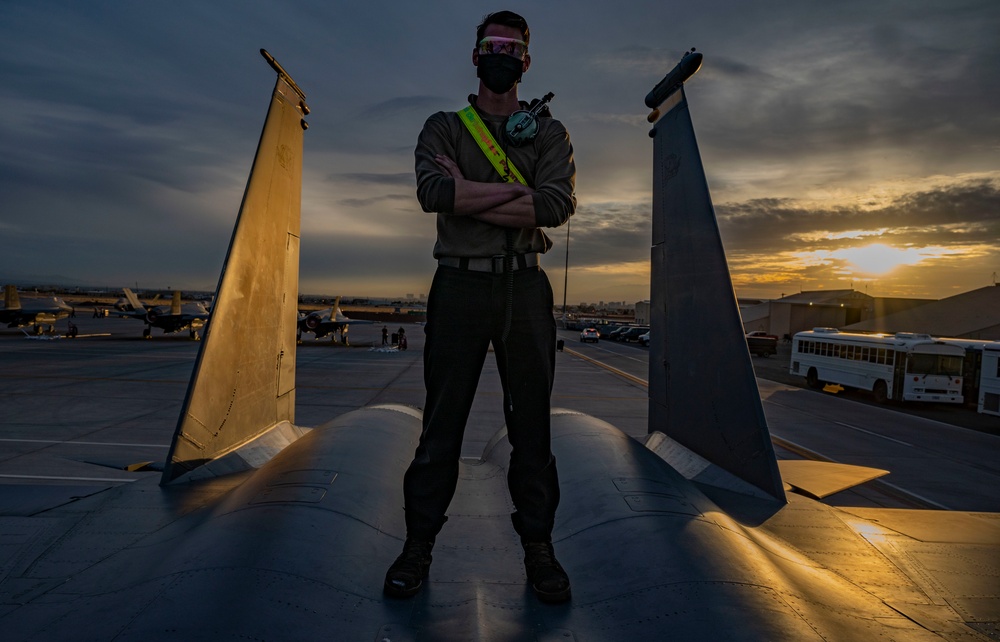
[522,540,571,603]
[383,538,434,598]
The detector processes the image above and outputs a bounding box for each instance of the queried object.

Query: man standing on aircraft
[384,10,576,603]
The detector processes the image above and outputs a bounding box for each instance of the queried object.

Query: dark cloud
[686,9,1000,178]
[564,202,652,269]
[360,97,452,120]
[331,173,415,187]
[338,194,414,208]
[299,228,436,294]
[718,179,1000,254]
[545,177,1000,301]
[589,45,681,75]
[1,0,997,301]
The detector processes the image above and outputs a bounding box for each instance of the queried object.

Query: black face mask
[477,54,523,94]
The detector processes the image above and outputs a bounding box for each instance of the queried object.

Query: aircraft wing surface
[3,407,997,640]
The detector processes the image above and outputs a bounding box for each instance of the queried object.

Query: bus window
[908,354,963,376]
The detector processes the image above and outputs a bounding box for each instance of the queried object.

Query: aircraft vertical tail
[646,52,785,501]
[330,295,341,322]
[170,290,182,316]
[4,285,20,310]
[122,288,145,313]
[161,50,309,484]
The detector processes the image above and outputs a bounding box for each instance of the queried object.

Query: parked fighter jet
[112,290,161,312]
[1,50,996,641]
[111,287,209,339]
[297,296,372,341]
[0,284,73,334]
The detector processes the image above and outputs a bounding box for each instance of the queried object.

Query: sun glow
[789,243,957,276]
[834,243,950,275]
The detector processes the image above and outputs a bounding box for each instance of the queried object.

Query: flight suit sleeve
[530,119,576,228]
[414,112,457,214]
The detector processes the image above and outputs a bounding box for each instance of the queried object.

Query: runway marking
[562,334,649,364]
[0,438,168,448]
[771,435,951,510]
[0,474,140,483]
[567,349,953,510]
[832,421,913,447]
[562,348,648,388]
[874,480,953,510]
[588,344,648,365]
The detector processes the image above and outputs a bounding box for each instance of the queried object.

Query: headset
[504,92,554,146]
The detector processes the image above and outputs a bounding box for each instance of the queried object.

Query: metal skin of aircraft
[297,295,373,341]
[111,287,210,339]
[1,284,74,333]
[1,50,998,641]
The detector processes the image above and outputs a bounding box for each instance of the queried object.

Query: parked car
[620,326,650,343]
[745,331,778,340]
[608,326,633,341]
[596,323,624,339]
[579,327,600,343]
[638,331,650,347]
[745,331,778,357]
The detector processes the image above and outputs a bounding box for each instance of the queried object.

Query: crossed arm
[434,154,537,229]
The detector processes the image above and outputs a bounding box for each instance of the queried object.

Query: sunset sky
[2,1,997,304]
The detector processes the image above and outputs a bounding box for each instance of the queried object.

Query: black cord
[502,222,516,414]
[501,128,517,414]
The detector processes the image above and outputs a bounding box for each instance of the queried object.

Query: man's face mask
[476,37,527,95]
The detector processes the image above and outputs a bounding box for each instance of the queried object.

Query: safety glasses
[476,36,528,60]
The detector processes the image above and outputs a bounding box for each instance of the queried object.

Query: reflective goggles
[476,36,528,60]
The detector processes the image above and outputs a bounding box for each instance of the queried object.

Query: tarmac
[1,315,997,513]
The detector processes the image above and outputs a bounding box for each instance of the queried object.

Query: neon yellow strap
[457,105,527,185]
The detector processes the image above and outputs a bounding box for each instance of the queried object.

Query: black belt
[438,254,539,273]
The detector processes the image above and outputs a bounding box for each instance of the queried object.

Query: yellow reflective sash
[457,105,527,185]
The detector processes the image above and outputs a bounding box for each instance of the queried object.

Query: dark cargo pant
[403,264,559,542]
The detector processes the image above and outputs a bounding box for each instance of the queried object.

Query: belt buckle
[492,255,506,274]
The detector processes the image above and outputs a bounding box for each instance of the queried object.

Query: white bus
[790,328,966,404]
[937,337,1000,414]
[929,338,1000,415]
[976,343,1000,417]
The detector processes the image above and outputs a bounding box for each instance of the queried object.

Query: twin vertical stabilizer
[4,285,20,310]
[161,51,309,484]
[646,53,785,501]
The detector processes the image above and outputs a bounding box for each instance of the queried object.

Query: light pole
[561,217,570,319]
